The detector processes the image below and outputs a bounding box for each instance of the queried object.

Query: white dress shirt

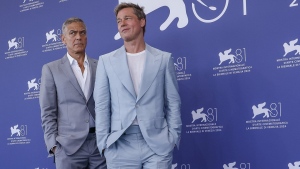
[67,53,95,127]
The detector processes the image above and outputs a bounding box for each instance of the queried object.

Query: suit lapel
[60,55,86,99]
[137,44,162,101]
[111,46,137,99]
[86,56,96,102]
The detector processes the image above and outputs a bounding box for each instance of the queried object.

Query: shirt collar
[66,53,89,65]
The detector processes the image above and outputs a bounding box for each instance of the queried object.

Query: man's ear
[140,18,146,28]
[61,34,66,45]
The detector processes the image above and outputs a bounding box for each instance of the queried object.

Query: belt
[124,125,141,134]
[89,127,95,133]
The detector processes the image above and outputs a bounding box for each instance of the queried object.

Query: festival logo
[223,162,251,169]
[20,0,44,12]
[24,78,40,100]
[277,38,300,69]
[283,39,300,57]
[290,0,299,7]
[27,78,40,91]
[223,162,238,169]
[46,29,58,43]
[245,102,288,130]
[186,106,223,134]
[191,107,208,123]
[7,124,31,145]
[42,28,65,52]
[8,38,19,51]
[171,162,191,169]
[4,37,28,59]
[114,0,248,39]
[218,48,241,65]
[288,161,300,169]
[251,102,272,119]
[10,125,21,137]
[192,0,230,23]
[23,0,33,3]
[213,48,252,76]
[173,56,192,81]
[114,0,188,40]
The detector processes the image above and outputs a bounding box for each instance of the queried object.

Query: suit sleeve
[164,55,182,149]
[94,56,111,154]
[39,64,58,154]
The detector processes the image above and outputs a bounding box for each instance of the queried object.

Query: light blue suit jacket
[94,44,181,156]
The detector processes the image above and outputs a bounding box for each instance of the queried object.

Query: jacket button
[85,120,89,123]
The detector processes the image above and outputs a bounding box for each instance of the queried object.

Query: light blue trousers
[104,125,173,169]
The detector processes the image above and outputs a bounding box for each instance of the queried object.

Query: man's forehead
[117,8,135,16]
[66,23,86,31]
[117,13,137,20]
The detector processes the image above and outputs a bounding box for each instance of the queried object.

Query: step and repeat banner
[1,0,300,168]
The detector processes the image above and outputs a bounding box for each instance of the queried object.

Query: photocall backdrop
[1,0,300,168]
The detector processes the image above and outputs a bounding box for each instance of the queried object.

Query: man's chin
[122,36,133,42]
[74,47,85,52]
[72,49,85,55]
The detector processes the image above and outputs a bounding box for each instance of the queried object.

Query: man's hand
[51,146,57,154]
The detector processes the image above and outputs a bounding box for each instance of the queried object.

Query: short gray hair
[62,17,87,34]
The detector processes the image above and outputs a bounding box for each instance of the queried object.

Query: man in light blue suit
[94,3,182,169]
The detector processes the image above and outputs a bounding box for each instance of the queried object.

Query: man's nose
[120,20,126,27]
[75,33,81,40]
